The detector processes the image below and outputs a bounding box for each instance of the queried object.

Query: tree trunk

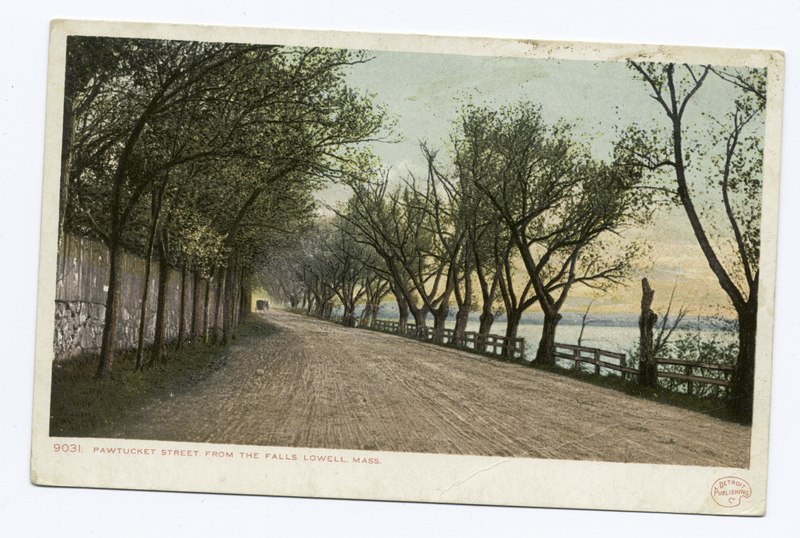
[96,241,122,379]
[343,303,356,327]
[190,269,201,345]
[201,276,211,344]
[474,256,500,352]
[535,310,562,365]
[370,302,380,326]
[177,263,187,350]
[236,282,243,330]
[359,302,371,327]
[222,262,235,344]
[454,262,473,346]
[232,273,240,334]
[502,309,522,359]
[478,306,495,352]
[232,277,242,334]
[454,302,470,346]
[58,96,74,255]
[134,235,157,370]
[395,291,409,333]
[731,300,757,423]
[237,266,248,331]
[152,231,170,364]
[638,278,658,388]
[213,268,224,344]
[478,305,494,334]
[412,307,427,339]
[237,270,249,331]
[432,303,449,344]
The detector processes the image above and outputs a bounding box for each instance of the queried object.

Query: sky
[317,48,763,316]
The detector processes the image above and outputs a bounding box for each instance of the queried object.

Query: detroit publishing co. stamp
[711,477,753,508]
[30,19,783,515]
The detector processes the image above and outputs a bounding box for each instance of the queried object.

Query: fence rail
[368,319,525,360]
[553,342,732,395]
[289,309,731,398]
[654,357,733,396]
[553,343,638,377]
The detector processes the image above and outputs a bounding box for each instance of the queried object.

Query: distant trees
[269,219,390,328]
[623,62,766,421]
[59,36,386,377]
[336,172,434,334]
[293,101,647,362]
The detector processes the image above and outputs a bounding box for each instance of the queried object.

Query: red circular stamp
[710,476,752,507]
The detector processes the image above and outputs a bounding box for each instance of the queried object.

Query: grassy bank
[524,361,742,424]
[49,316,278,437]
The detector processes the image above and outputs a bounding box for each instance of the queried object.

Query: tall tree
[456,103,647,364]
[451,109,527,350]
[624,62,766,421]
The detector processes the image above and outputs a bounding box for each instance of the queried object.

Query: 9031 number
[53,443,81,453]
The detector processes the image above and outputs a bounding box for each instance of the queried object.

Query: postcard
[31,19,784,515]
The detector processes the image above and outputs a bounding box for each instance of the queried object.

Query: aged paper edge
[30,19,785,516]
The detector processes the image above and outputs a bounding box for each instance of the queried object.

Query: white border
[3,1,798,536]
[30,18,782,516]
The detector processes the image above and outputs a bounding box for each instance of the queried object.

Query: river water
[332,305,736,366]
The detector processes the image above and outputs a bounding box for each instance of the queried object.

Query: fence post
[620,354,627,380]
[594,349,601,374]
[687,365,693,396]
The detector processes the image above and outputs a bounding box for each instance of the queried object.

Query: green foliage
[628,320,739,399]
[449,101,652,337]
[61,37,389,274]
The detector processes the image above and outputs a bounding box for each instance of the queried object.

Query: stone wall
[54,234,223,360]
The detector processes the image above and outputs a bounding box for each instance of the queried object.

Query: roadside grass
[49,316,278,437]
[520,361,743,424]
[452,342,741,424]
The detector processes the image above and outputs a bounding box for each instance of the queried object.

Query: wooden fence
[654,357,734,396]
[553,342,733,396]
[291,310,731,398]
[554,343,638,377]
[368,319,525,360]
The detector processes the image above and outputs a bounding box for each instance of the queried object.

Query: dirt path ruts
[107,310,750,467]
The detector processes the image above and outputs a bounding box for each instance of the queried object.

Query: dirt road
[108,310,750,467]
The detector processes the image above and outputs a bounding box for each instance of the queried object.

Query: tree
[456,102,647,364]
[342,163,465,344]
[259,247,307,308]
[336,172,429,335]
[85,40,261,378]
[61,37,388,377]
[451,108,532,353]
[625,62,766,421]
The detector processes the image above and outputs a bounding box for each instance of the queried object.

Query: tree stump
[638,278,658,388]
